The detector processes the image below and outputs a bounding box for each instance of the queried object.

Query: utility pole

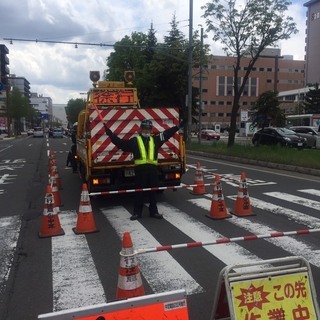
[198,26,203,144]
[187,0,193,144]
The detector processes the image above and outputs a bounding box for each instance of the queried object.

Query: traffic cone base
[231,172,255,217]
[191,162,206,195]
[116,232,145,299]
[39,187,65,238]
[206,175,232,220]
[73,183,98,234]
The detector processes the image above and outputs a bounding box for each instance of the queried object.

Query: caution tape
[135,228,320,255]
[89,182,216,196]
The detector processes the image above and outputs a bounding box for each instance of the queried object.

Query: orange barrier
[206,175,231,220]
[190,162,206,195]
[39,185,64,238]
[117,232,145,299]
[231,172,255,217]
[73,184,98,234]
[49,169,63,207]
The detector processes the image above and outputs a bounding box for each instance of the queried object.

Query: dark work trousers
[133,164,159,216]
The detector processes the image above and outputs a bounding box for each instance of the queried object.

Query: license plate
[124,168,135,177]
[297,142,302,147]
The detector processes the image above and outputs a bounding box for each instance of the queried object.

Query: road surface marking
[52,210,106,311]
[102,206,203,295]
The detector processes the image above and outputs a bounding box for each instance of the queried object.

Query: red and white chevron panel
[89,108,180,164]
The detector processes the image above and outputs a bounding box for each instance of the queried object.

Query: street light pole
[187,0,193,144]
[198,27,203,144]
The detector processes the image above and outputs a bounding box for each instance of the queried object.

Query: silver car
[33,127,44,138]
[289,126,320,148]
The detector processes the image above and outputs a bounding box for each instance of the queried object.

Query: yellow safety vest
[135,135,157,165]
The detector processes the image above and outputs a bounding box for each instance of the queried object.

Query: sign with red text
[231,272,317,320]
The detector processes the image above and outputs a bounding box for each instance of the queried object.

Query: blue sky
[0,0,307,114]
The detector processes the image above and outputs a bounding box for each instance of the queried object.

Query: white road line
[191,197,320,268]
[157,202,265,270]
[264,192,320,210]
[299,189,320,197]
[52,211,106,312]
[101,206,203,295]
[0,216,21,291]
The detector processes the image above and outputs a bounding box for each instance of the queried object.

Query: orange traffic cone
[206,175,232,220]
[191,162,206,195]
[39,185,64,238]
[73,183,98,234]
[49,169,63,207]
[116,232,145,299]
[231,172,255,217]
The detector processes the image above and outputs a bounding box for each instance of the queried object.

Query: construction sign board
[211,256,320,320]
[38,289,189,320]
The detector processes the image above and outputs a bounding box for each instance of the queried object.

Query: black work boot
[150,213,163,219]
[130,214,141,221]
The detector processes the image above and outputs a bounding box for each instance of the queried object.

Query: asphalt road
[1,134,320,319]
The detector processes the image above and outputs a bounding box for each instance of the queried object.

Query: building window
[267,79,272,83]
[259,68,264,71]
[210,101,216,105]
[267,68,272,72]
[218,101,224,105]
[218,113,224,117]
[202,88,208,93]
[251,77,257,96]
[218,76,225,96]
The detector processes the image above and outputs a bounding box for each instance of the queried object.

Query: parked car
[289,126,320,149]
[200,129,221,140]
[33,127,44,138]
[252,127,306,149]
[27,128,34,136]
[52,127,63,138]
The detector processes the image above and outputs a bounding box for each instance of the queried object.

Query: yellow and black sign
[231,272,317,319]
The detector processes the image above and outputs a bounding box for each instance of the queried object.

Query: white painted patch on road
[264,192,320,211]
[102,206,203,295]
[52,210,106,312]
[0,216,21,292]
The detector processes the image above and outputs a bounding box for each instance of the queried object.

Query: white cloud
[1,0,307,105]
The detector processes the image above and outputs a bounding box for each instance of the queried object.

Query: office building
[304,0,320,84]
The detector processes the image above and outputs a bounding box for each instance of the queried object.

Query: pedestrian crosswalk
[1,188,320,314]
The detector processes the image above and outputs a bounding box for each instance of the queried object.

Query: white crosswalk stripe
[190,197,320,268]
[264,192,320,210]
[2,188,320,313]
[52,211,106,311]
[101,206,203,295]
[0,216,21,294]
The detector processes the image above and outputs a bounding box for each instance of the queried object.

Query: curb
[187,150,320,177]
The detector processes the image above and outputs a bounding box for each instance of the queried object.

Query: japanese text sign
[231,272,317,320]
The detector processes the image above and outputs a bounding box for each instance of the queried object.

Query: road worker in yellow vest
[104,118,185,220]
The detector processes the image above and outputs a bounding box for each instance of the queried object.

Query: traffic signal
[0,45,10,86]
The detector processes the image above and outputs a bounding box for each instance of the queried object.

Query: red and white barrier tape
[135,228,320,255]
[89,182,216,196]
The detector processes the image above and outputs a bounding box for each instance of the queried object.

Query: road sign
[0,83,4,91]
[211,256,320,320]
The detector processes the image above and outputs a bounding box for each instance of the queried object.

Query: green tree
[66,98,86,124]
[251,91,285,136]
[202,0,298,147]
[7,88,30,135]
[106,32,148,82]
[303,83,320,114]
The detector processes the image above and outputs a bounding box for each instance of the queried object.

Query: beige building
[193,50,305,129]
[304,0,320,84]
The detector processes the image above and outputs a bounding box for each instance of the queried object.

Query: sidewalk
[0,133,16,140]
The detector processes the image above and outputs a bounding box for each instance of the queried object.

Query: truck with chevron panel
[75,71,186,193]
